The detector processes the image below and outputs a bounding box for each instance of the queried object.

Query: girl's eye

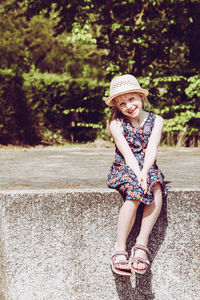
[129,97,135,102]
[119,103,126,108]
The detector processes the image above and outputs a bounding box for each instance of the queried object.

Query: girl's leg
[133,183,163,270]
[114,199,141,268]
[115,199,141,250]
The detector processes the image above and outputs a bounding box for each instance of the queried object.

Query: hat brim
[105,89,149,106]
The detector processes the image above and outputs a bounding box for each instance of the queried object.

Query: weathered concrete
[0,189,199,300]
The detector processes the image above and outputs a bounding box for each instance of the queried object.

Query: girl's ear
[139,93,150,108]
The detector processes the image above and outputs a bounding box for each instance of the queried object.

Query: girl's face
[114,92,144,118]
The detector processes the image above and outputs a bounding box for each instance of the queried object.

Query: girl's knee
[123,199,141,210]
[130,199,141,207]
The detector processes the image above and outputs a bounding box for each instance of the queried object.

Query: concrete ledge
[0,189,199,300]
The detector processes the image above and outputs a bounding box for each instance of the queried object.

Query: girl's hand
[138,171,148,194]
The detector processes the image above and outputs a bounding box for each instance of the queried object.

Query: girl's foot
[129,244,150,275]
[110,250,132,276]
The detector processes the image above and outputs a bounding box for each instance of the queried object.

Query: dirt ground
[0,143,199,190]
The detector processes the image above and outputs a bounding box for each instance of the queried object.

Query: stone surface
[0,146,200,190]
[0,189,199,300]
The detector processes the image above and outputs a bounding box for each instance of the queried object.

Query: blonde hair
[136,93,150,108]
[107,106,123,136]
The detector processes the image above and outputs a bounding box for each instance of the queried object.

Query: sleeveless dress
[107,112,169,205]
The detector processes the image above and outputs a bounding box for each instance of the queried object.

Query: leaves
[0,0,200,146]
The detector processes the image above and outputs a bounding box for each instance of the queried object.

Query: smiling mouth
[127,108,137,114]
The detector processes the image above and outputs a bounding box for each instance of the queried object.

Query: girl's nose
[126,102,134,108]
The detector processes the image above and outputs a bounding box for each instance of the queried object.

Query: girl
[106,74,168,276]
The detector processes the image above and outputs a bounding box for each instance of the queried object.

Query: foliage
[0,67,106,144]
[5,0,199,76]
[0,0,199,146]
[0,1,105,76]
[139,74,200,146]
[0,3,29,72]
[0,69,40,144]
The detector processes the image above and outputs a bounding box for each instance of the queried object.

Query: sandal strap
[114,260,129,266]
[111,251,128,259]
[111,251,129,265]
[133,244,150,254]
[133,257,150,266]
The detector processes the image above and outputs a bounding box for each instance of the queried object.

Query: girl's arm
[143,115,164,172]
[109,119,141,177]
[140,115,164,193]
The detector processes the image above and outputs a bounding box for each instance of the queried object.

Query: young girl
[106,74,168,276]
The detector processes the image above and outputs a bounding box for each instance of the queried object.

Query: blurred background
[0,0,199,147]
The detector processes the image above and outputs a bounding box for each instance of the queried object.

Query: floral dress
[107,112,169,205]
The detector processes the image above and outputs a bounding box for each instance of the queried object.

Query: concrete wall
[0,189,199,300]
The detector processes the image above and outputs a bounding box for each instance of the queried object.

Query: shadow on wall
[112,198,168,300]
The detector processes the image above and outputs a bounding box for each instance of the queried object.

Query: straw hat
[105,74,149,106]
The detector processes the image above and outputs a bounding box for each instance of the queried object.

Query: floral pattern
[107,112,169,205]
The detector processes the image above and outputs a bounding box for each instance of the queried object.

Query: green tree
[0,0,107,144]
[0,2,29,72]
[1,0,200,146]
[5,0,199,76]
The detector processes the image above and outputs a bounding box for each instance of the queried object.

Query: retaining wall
[0,189,199,300]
